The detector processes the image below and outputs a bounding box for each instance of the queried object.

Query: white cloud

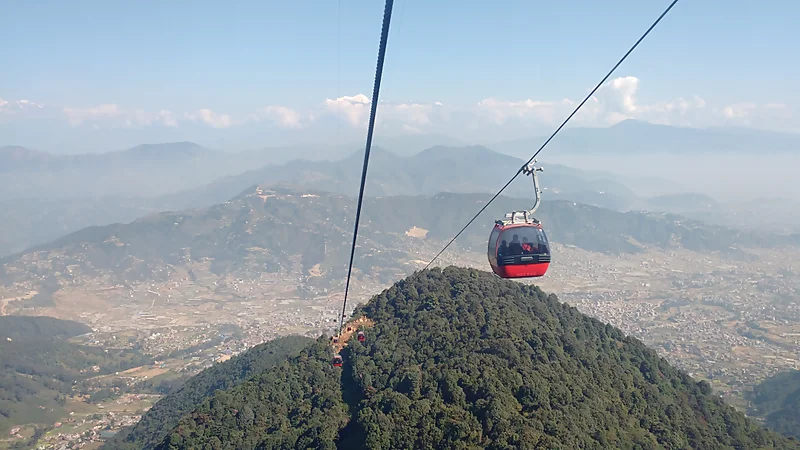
[17,99,44,109]
[390,102,433,125]
[605,76,639,114]
[56,102,292,130]
[1,97,45,114]
[157,110,178,127]
[124,109,178,128]
[721,102,756,119]
[475,76,712,129]
[0,97,48,125]
[62,104,177,128]
[184,108,232,129]
[402,124,423,134]
[252,105,305,128]
[315,77,791,136]
[63,104,122,125]
[6,78,796,136]
[475,98,569,126]
[324,94,371,126]
[765,102,788,111]
[323,94,445,134]
[320,79,791,136]
[714,101,794,130]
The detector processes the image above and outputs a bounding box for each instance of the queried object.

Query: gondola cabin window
[488,227,501,267]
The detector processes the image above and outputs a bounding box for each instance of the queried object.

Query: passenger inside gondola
[521,237,533,254]
[509,234,523,255]
[498,240,509,257]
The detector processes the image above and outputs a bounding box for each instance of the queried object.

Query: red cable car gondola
[357,331,365,342]
[333,354,343,367]
[488,162,551,278]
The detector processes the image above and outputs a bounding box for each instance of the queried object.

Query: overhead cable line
[422,0,679,272]
[336,0,342,149]
[338,0,395,337]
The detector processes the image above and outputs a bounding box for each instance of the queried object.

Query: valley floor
[0,393,157,450]
[436,244,800,399]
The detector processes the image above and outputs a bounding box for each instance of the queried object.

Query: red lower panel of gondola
[494,262,549,278]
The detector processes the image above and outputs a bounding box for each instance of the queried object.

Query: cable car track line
[422,0,679,272]
[338,0,395,338]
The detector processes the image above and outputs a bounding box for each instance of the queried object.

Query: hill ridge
[3,186,798,315]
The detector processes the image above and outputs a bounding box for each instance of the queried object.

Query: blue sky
[1,0,798,153]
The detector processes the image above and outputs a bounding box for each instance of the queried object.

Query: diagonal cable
[423,0,679,272]
[338,0,395,337]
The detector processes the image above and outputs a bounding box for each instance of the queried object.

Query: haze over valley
[4,122,800,258]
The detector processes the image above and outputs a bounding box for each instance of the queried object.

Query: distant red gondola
[333,354,343,367]
[488,162,551,278]
[357,331,365,342]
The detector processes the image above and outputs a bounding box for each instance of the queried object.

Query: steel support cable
[422,0,679,272]
[338,0,395,337]
[336,0,341,148]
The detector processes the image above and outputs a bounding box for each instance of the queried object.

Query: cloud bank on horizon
[1,75,796,149]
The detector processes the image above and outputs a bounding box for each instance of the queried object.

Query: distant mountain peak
[609,119,671,130]
[115,142,217,162]
[0,146,53,171]
[342,145,400,163]
[414,144,518,162]
[125,141,208,153]
[0,145,52,160]
[610,118,643,127]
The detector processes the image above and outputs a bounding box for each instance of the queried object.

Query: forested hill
[0,316,149,434]
[0,315,91,341]
[103,335,312,450]
[748,370,800,439]
[145,267,797,449]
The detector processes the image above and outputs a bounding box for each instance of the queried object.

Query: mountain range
[0,140,654,202]
[173,145,645,210]
[3,120,800,258]
[5,120,800,198]
[6,137,796,259]
[0,142,253,200]
[0,144,650,258]
[3,186,798,315]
